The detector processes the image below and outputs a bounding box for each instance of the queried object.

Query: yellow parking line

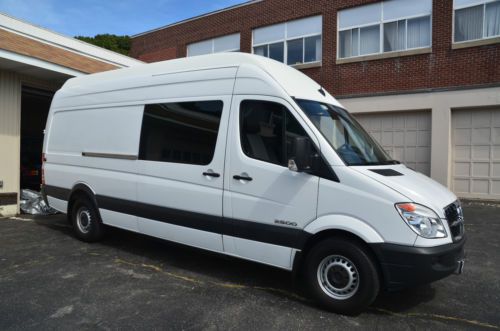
[371,308,499,330]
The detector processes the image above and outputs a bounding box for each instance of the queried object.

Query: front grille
[444,200,465,242]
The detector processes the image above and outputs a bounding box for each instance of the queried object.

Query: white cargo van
[42,53,465,314]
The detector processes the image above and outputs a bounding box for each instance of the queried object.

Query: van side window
[139,101,223,165]
[240,100,310,166]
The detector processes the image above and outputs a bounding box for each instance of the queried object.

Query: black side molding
[44,185,70,201]
[44,185,310,250]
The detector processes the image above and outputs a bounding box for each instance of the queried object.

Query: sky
[0,0,248,37]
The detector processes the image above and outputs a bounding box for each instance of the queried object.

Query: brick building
[131,0,500,199]
[0,13,142,216]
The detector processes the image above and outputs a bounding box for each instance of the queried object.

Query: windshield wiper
[347,160,401,166]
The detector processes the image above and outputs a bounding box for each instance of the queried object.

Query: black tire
[70,195,104,242]
[304,237,380,315]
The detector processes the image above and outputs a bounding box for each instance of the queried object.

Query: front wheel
[304,238,380,315]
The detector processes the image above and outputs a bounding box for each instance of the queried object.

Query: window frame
[238,98,340,182]
[239,100,287,167]
[238,99,316,168]
[251,16,323,66]
[337,2,433,60]
[187,33,240,57]
[452,0,500,44]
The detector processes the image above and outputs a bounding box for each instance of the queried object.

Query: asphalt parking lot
[1,201,499,330]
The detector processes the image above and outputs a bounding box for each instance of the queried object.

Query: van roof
[60,53,342,107]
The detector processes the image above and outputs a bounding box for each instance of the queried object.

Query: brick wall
[130,0,500,97]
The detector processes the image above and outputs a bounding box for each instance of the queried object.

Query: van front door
[223,96,320,269]
[136,98,230,252]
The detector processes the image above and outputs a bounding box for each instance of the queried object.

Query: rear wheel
[70,196,104,242]
[304,238,380,315]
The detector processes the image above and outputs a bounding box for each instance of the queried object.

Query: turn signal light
[397,203,416,212]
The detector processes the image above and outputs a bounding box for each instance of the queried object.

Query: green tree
[75,34,131,55]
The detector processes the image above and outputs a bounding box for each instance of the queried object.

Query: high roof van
[42,53,465,314]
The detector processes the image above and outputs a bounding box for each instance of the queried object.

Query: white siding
[0,70,62,215]
[356,111,432,175]
[452,108,500,199]
[0,70,21,209]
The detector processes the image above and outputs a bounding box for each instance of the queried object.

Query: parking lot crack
[114,258,202,284]
[113,258,308,302]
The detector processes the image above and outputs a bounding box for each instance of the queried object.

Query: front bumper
[370,236,466,291]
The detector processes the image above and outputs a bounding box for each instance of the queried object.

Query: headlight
[395,203,447,239]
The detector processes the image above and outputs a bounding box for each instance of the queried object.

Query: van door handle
[203,171,220,178]
[233,175,253,181]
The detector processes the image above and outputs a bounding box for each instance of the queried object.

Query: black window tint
[139,101,223,165]
[287,38,304,65]
[240,100,284,165]
[285,111,310,162]
[269,42,284,62]
[240,100,311,166]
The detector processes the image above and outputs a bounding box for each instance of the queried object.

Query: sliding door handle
[233,175,253,181]
[203,171,220,178]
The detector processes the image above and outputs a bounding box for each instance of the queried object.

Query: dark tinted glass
[287,38,304,65]
[285,110,310,161]
[240,100,310,166]
[304,35,321,62]
[139,101,223,165]
[254,45,268,57]
[269,42,285,62]
[240,100,284,165]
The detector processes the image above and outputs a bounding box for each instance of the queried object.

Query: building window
[139,101,223,165]
[187,33,240,56]
[454,0,500,43]
[338,0,432,59]
[252,16,322,66]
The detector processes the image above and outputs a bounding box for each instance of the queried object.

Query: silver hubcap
[317,255,359,300]
[76,207,92,234]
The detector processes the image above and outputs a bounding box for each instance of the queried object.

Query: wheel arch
[303,215,384,244]
[293,215,385,286]
[67,182,99,216]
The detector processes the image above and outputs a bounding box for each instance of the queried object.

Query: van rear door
[135,98,231,252]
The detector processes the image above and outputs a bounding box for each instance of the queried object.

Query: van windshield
[295,99,397,166]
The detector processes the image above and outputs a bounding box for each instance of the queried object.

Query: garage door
[355,111,431,175]
[452,109,500,199]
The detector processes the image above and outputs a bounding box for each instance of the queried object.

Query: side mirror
[289,136,317,173]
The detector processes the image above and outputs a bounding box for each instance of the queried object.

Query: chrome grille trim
[444,200,465,242]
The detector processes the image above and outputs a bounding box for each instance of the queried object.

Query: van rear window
[139,101,223,165]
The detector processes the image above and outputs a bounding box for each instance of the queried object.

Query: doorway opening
[20,86,54,191]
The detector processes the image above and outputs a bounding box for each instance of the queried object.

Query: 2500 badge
[274,219,298,227]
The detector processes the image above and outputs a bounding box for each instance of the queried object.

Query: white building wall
[340,86,500,197]
[0,70,21,216]
[0,69,61,216]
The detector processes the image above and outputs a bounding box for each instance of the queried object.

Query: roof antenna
[318,87,326,96]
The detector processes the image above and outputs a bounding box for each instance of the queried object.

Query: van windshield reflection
[295,99,397,166]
